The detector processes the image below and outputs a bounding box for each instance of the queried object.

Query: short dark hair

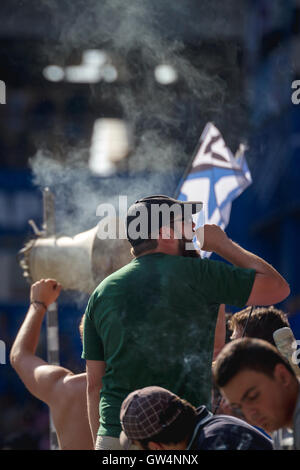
[130,218,176,257]
[213,337,296,388]
[228,306,290,346]
[138,399,197,449]
[126,195,201,248]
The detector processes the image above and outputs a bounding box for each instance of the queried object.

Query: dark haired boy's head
[213,338,299,433]
[228,306,290,345]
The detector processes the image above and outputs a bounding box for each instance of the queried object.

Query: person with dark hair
[10,279,93,450]
[228,306,290,344]
[213,338,300,449]
[119,386,273,450]
[82,194,290,450]
[226,306,295,448]
[213,306,292,423]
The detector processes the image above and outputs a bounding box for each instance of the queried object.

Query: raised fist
[30,279,62,308]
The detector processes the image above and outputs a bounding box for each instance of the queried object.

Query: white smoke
[29,0,247,235]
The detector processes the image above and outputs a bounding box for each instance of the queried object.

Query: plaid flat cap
[119,386,183,449]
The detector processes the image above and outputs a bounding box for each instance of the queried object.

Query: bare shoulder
[49,372,87,421]
[52,372,87,402]
[11,355,81,406]
[49,372,93,450]
[61,373,87,395]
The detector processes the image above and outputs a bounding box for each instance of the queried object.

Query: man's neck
[286,379,300,429]
[135,243,180,258]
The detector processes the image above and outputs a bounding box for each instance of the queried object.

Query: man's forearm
[215,238,287,284]
[202,224,290,305]
[10,304,46,365]
[87,387,101,446]
[213,304,226,361]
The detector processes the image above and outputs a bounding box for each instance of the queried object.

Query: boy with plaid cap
[119,386,273,450]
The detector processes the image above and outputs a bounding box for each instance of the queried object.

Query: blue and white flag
[178,122,252,257]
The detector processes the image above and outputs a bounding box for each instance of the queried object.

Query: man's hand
[30,279,62,308]
[201,224,229,253]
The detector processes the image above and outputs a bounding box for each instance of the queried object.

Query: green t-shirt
[82,253,255,438]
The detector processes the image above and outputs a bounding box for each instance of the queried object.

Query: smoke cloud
[29,0,247,236]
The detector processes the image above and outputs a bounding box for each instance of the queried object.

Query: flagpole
[174,122,212,198]
[43,187,60,450]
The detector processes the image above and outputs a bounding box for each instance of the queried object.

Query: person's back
[191,406,273,450]
[49,373,92,450]
[83,251,255,438]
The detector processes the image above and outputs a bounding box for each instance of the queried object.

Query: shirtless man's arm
[10,279,93,450]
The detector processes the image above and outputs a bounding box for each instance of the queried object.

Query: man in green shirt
[82,195,290,450]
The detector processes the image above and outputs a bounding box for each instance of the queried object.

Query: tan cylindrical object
[24,224,131,293]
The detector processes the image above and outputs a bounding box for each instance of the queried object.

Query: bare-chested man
[10,279,94,450]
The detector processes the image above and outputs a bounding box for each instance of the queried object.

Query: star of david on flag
[177,122,252,257]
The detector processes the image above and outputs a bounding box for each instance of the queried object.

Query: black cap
[126,195,202,247]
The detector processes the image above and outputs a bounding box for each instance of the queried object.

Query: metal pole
[43,187,60,450]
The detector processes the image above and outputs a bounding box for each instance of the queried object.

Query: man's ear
[273,363,293,387]
[159,225,173,240]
